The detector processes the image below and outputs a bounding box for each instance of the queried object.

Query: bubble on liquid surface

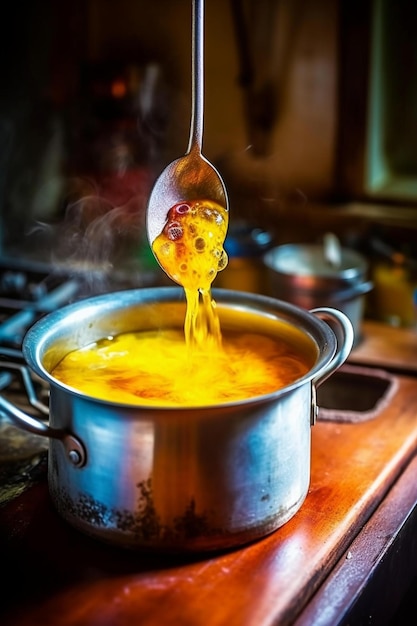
[194,237,205,252]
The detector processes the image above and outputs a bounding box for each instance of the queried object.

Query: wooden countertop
[1,320,417,625]
[351,320,417,373]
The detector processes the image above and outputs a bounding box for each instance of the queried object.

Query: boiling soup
[51,323,314,407]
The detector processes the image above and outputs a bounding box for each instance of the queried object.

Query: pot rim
[22,287,339,411]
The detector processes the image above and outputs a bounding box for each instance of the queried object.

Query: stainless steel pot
[263,243,373,345]
[0,287,353,552]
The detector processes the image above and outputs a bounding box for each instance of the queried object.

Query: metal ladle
[146,0,229,267]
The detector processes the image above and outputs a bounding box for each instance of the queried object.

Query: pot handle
[322,280,374,304]
[310,307,354,388]
[0,394,86,467]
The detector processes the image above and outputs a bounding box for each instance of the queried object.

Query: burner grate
[0,265,82,349]
[0,260,67,503]
[0,258,82,419]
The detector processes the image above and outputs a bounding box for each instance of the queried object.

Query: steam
[31,174,154,293]
[56,195,138,264]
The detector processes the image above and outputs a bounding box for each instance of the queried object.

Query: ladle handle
[310,307,354,388]
[187,0,204,153]
[0,394,86,467]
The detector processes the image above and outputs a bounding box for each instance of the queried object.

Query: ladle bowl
[146,0,229,271]
[146,147,228,246]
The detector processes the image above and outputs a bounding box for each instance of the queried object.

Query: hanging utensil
[146,0,229,279]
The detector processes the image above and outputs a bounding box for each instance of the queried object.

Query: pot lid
[264,243,368,282]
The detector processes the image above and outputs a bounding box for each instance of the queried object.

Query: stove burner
[0,258,84,503]
[0,258,81,403]
[0,262,83,349]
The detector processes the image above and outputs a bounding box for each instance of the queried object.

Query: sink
[317,364,398,423]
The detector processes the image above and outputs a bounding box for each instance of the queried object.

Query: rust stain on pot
[51,476,222,545]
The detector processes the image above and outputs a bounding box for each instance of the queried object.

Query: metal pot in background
[263,237,373,345]
[0,287,353,553]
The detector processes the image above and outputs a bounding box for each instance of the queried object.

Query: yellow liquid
[151,199,228,348]
[52,328,313,407]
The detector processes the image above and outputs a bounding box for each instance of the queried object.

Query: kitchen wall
[1,0,340,241]
[86,0,340,209]
[86,0,417,267]
[1,0,416,268]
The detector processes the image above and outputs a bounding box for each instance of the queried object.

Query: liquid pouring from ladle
[146,0,229,259]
